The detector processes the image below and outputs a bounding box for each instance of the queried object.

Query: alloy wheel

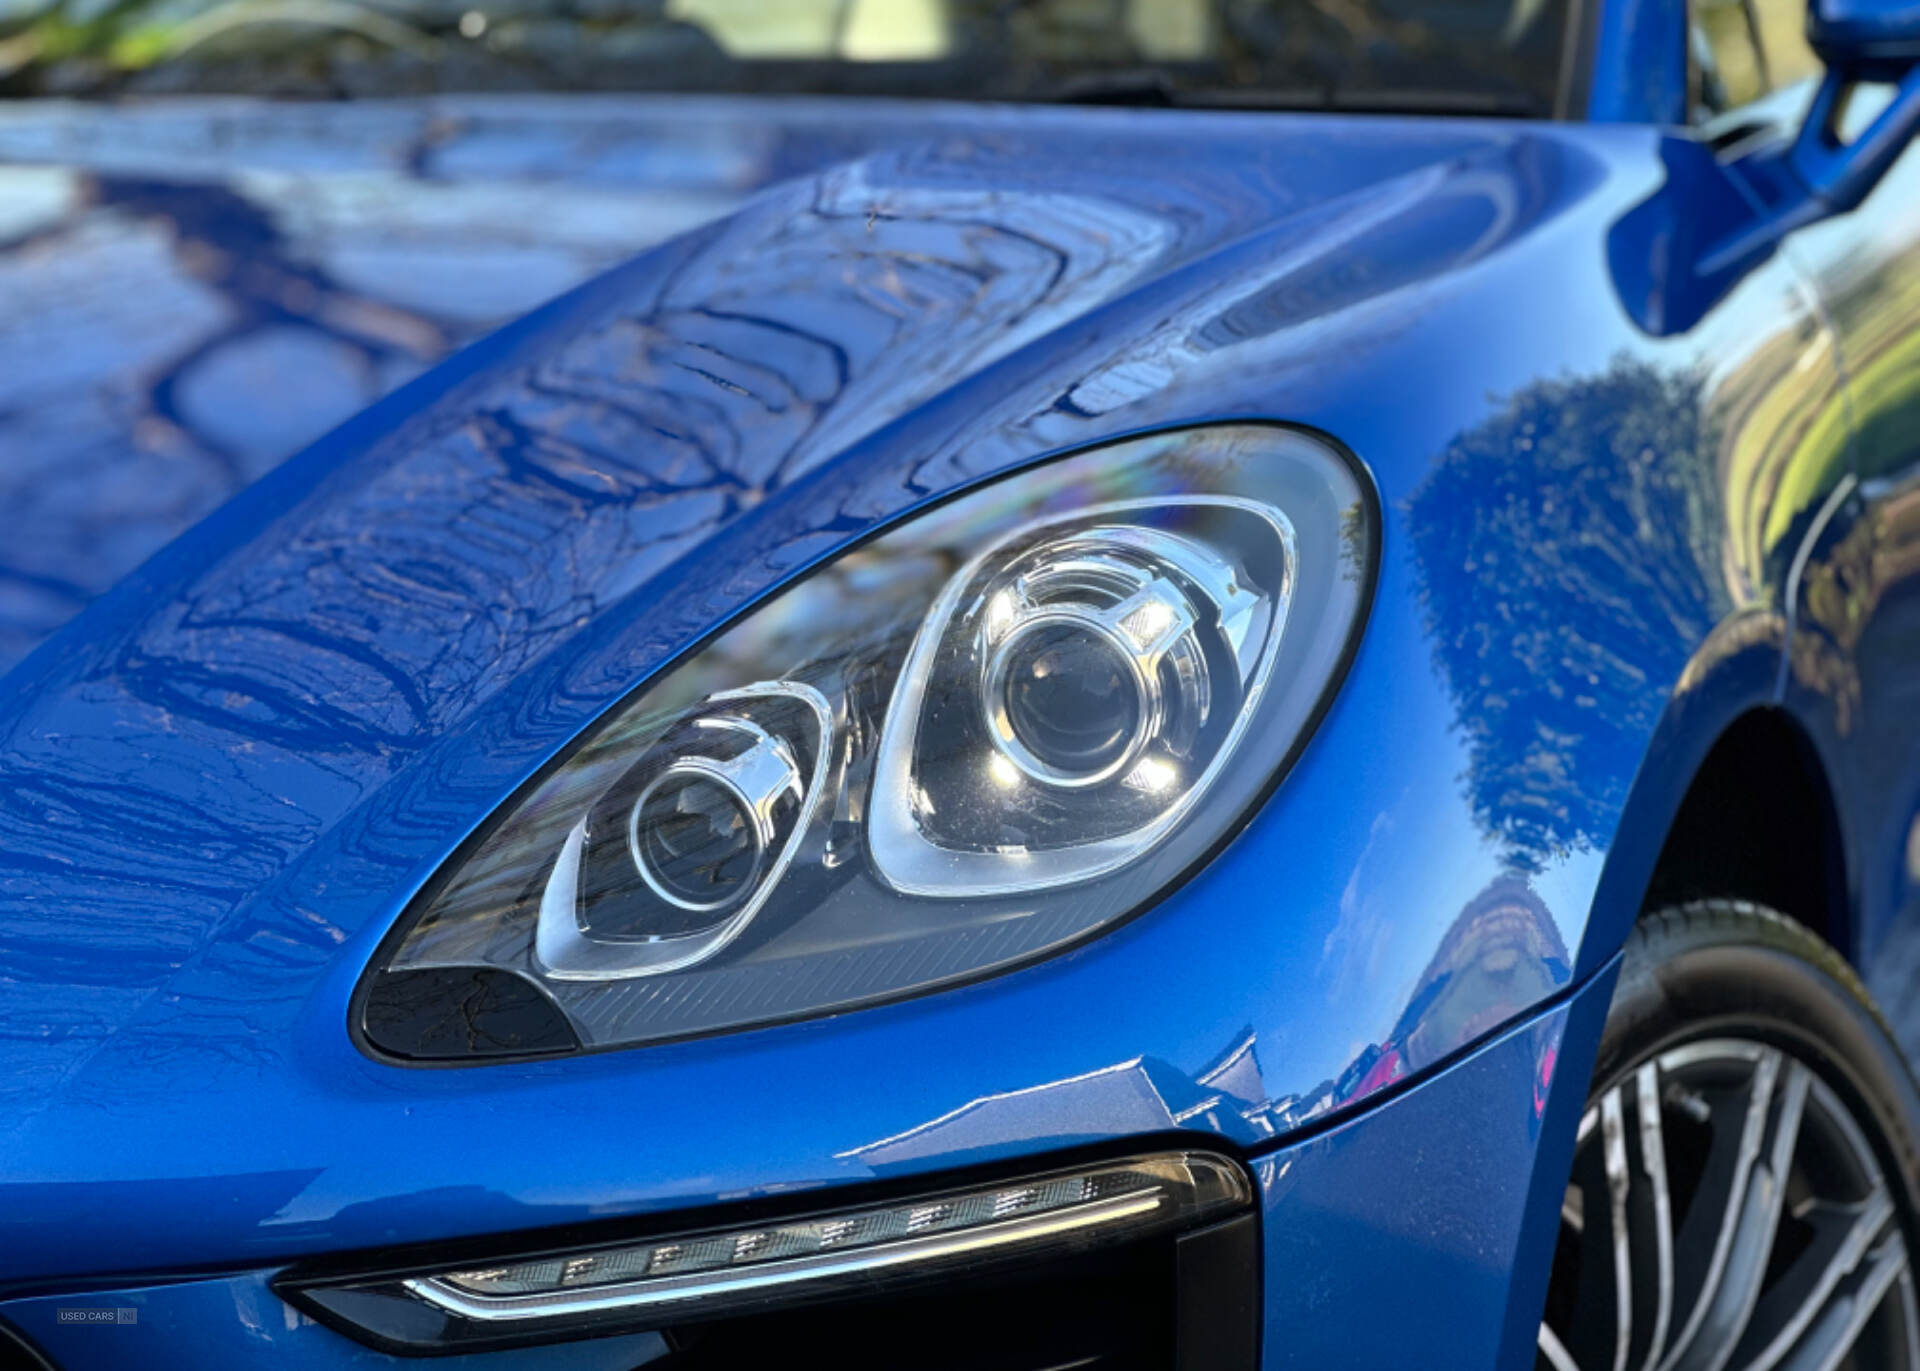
[1539,1037,1920,1371]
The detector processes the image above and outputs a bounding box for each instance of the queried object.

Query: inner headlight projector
[360,426,1373,1060]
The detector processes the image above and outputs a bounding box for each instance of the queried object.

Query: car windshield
[0,0,1572,112]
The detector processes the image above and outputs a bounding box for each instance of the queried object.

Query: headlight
[358,425,1374,1061]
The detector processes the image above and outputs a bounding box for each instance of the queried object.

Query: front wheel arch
[1635,707,1851,960]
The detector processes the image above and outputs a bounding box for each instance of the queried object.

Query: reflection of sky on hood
[1311,582,1597,1067]
[0,99,800,677]
[0,97,1238,676]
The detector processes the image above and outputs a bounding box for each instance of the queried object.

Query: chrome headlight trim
[355,424,1377,1061]
[869,496,1295,897]
[533,680,833,982]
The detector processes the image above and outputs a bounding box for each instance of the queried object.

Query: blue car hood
[0,95,931,677]
[0,94,1653,1281]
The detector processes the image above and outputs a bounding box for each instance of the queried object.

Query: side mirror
[1694,0,1920,275]
[1610,0,1920,335]
[1808,0,1920,83]
[1784,0,1920,213]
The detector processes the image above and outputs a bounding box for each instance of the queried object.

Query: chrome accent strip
[1776,472,1858,704]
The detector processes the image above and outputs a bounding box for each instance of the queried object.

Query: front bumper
[2,963,1615,1371]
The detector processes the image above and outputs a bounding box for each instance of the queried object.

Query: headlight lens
[359,425,1372,1061]
[872,504,1293,894]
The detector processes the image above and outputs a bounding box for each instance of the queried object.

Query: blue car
[4,0,1920,1366]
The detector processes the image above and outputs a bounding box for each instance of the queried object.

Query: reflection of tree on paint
[1791,223,1920,737]
[1408,357,1725,871]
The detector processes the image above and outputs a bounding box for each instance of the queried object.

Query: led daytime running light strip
[398,1152,1248,1326]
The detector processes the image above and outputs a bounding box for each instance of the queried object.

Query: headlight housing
[358,425,1373,1061]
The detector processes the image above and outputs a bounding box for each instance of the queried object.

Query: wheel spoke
[1564,1187,1587,1235]
[1543,1321,1589,1367]
[1544,1039,1913,1371]
[1669,1059,1809,1371]
[1606,1087,1636,1371]
[1771,1232,1908,1371]
[1731,1192,1896,1371]
[1541,1323,1583,1371]
[1898,1268,1920,1368]
[1658,1047,1783,1371]
[1567,1091,1632,1368]
[1635,1062,1675,1371]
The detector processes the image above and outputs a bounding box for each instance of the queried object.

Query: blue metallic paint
[3,1273,672,1371]
[0,114,1669,1280]
[0,17,1915,1369]
[0,967,1619,1371]
[1588,0,1688,123]
[1769,91,1920,1065]
[1810,0,1920,71]
[0,97,1033,679]
[1259,963,1618,1371]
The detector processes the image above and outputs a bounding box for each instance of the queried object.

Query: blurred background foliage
[0,0,1567,109]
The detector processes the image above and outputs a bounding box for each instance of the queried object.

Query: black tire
[1538,900,1920,1371]
[1599,902,1920,1198]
